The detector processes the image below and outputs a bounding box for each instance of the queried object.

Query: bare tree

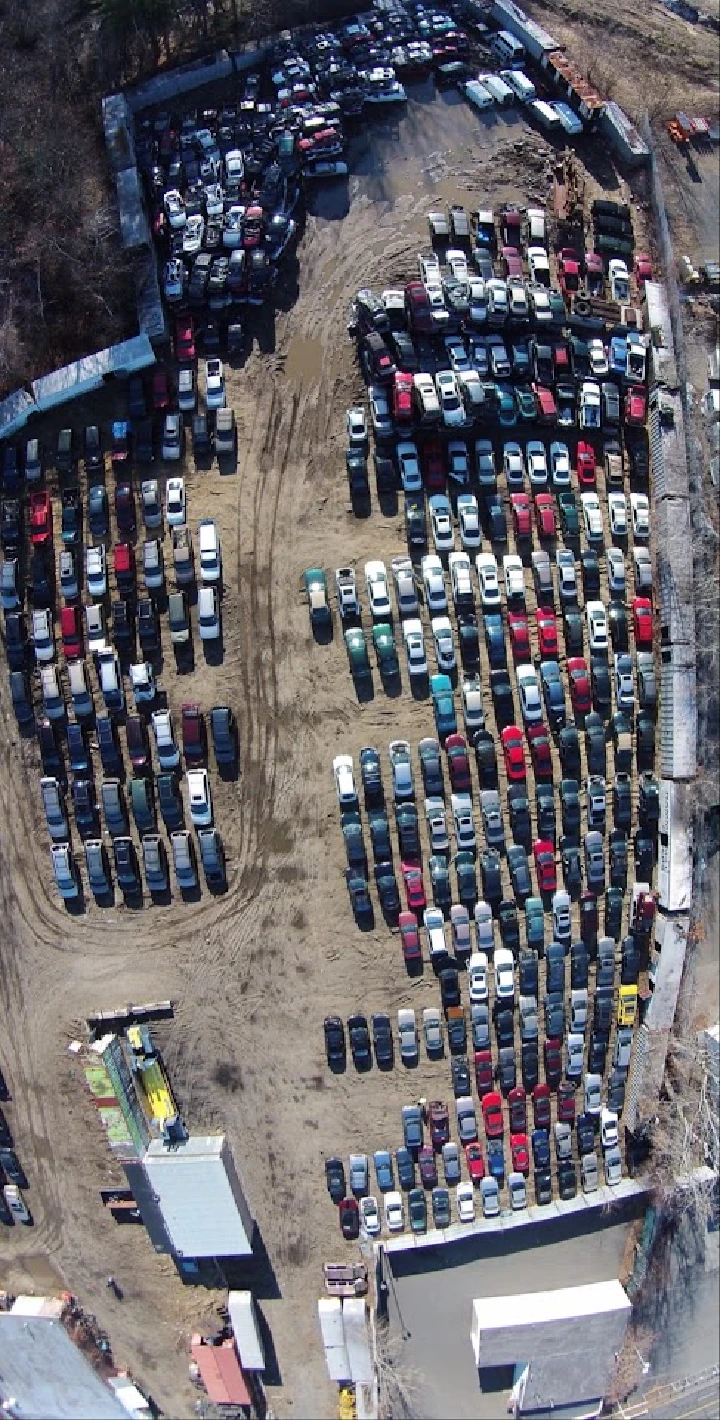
[375,1332,424,1420]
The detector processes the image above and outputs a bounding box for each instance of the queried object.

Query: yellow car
[617,985,638,1028]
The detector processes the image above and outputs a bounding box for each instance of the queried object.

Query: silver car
[481,789,505,849]
[51,843,79,899]
[101,779,128,838]
[584,830,605,892]
[171,830,198,889]
[85,839,112,895]
[142,835,169,892]
[40,777,69,842]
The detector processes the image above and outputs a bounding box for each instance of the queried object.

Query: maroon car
[532,1082,552,1129]
[418,1144,438,1186]
[544,1037,563,1090]
[445,733,471,791]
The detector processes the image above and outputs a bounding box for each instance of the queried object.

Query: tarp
[32,335,155,412]
[190,1339,251,1406]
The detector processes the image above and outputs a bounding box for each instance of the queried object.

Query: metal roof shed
[143,1135,254,1259]
[32,335,155,413]
[0,1313,128,1419]
[0,388,37,439]
[190,1337,251,1406]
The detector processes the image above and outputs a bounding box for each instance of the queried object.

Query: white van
[500,69,536,103]
[530,100,562,132]
[413,372,441,424]
[553,102,584,136]
[491,29,526,67]
[477,72,515,106]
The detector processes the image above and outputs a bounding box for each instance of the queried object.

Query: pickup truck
[446,1006,467,1053]
[335,567,361,619]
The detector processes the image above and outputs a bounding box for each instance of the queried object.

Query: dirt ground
[0,66,711,1420]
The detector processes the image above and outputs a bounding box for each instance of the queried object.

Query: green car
[515,385,537,423]
[372,622,399,679]
[548,288,566,322]
[496,383,517,428]
[408,1186,427,1233]
[344,626,371,678]
[558,491,579,539]
[525,895,545,953]
[304,567,331,630]
[430,672,457,739]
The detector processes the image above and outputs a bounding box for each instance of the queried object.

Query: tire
[574,298,592,317]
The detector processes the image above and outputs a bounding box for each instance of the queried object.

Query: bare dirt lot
[0,71,705,1420]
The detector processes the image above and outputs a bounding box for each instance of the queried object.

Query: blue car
[430,673,457,739]
[374,1150,395,1192]
[487,1138,505,1180]
[608,333,627,378]
[532,1128,551,1169]
[496,383,518,427]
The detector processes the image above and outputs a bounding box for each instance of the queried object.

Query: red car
[242,204,264,249]
[422,437,445,491]
[402,861,426,912]
[482,1091,504,1138]
[567,657,592,714]
[634,252,653,287]
[625,384,647,426]
[536,606,558,657]
[151,369,170,410]
[510,1132,530,1175]
[428,1101,450,1149]
[585,251,604,295]
[558,249,581,299]
[446,733,471,791]
[114,542,135,595]
[339,1197,359,1239]
[533,385,557,425]
[534,492,556,538]
[508,610,530,660]
[465,1142,485,1183]
[532,1082,552,1129]
[511,492,532,540]
[419,1144,438,1185]
[182,703,206,762]
[393,371,414,425]
[576,441,596,487]
[508,1085,527,1133]
[474,1049,493,1097]
[527,724,552,779]
[399,910,421,965]
[552,340,570,374]
[533,838,557,894]
[502,245,523,278]
[633,596,653,648]
[60,604,83,660]
[557,1081,576,1124]
[29,490,51,546]
[544,1038,562,1089]
[405,280,434,334]
[501,725,526,782]
[175,318,196,363]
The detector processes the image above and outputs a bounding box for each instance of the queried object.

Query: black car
[127,375,147,420]
[581,549,601,596]
[37,717,63,776]
[30,548,53,606]
[484,613,507,669]
[521,1040,539,1091]
[563,607,584,656]
[97,716,123,775]
[613,773,632,832]
[396,1147,415,1190]
[496,1046,516,1093]
[480,848,502,910]
[1,498,22,556]
[608,603,629,652]
[560,779,581,840]
[0,1149,27,1189]
[518,950,539,997]
[637,713,656,772]
[457,612,480,671]
[361,331,396,383]
[473,729,499,790]
[557,1161,577,1200]
[605,886,624,940]
[439,967,460,1010]
[585,712,607,776]
[138,599,160,652]
[192,413,212,459]
[558,725,581,778]
[112,599,135,652]
[61,488,82,544]
[532,1128,551,1169]
[342,812,367,872]
[591,657,612,717]
[570,941,589,989]
[536,785,556,843]
[4,610,27,670]
[210,705,238,768]
[157,771,184,830]
[498,899,520,951]
[507,844,532,901]
[485,494,508,544]
[369,810,392,864]
[495,1007,514,1049]
[451,1056,471,1097]
[447,1010,467,1053]
[561,839,583,896]
[558,490,579,539]
[507,785,532,851]
[545,942,565,995]
[405,494,427,550]
[576,1113,596,1155]
[360,745,384,805]
[389,330,419,372]
[135,418,155,464]
[114,837,141,893]
[83,425,103,474]
[609,831,628,891]
[372,1012,394,1068]
[325,1157,346,1202]
[67,721,90,775]
[72,779,99,838]
[455,852,478,906]
[347,1012,371,1069]
[418,739,444,797]
[430,854,452,907]
[396,803,420,857]
[346,447,369,498]
[634,831,655,883]
[375,861,400,916]
[490,669,514,728]
[588,1030,609,1074]
[375,451,396,495]
[607,1069,627,1115]
[535,1167,553,1205]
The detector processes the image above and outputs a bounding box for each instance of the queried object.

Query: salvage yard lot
[1,80,654,1418]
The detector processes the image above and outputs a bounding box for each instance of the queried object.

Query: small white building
[471,1279,631,1415]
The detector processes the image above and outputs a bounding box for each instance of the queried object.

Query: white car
[359,1196,381,1236]
[494,947,515,1001]
[566,1033,585,1080]
[468,951,489,1003]
[600,1108,619,1150]
[487,335,511,379]
[526,440,548,489]
[503,554,524,604]
[552,889,571,942]
[608,492,628,540]
[507,278,529,320]
[474,900,495,953]
[32,608,55,663]
[419,251,441,284]
[41,665,64,720]
[609,258,630,303]
[422,554,447,612]
[187,768,213,826]
[457,493,481,549]
[588,337,609,376]
[198,519,222,584]
[425,283,450,327]
[429,494,455,552]
[516,663,543,724]
[579,380,602,430]
[452,792,476,851]
[586,600,609,653]
[425,798,449,853]
[503,442,525,488]
[164,189,186,228]
[423,1006,443,1053]
[527,246,550,285]
[446,249,469,284]
[508,1172,527,1210]
[68,661,92,717]
[444,333,470,372]
[86,544,107,598]
[364,560,391,618]
[581,491,604,544]
[630,492,650,540]
[468,279,487,325]
[197,585,220,640]
[461,675,484,733]
[397,1008,418,1063]
[555,548,577,603]
[97,647,124,712]
[476,552,501,609]
[346,406,368,447]
[614,653,635,709]
[391,557,418,618]
[584,1072,603,1116]
[177,366,196,413]
[165,477,186,527]
[397,440,423,493]
[403,619,428,678]
[369,385,393,440]
[224,149,244,185]
[85,603,107,653]
[549,441,571,488]
[424,905,448,960]
[333,754,357,807]
[204,359,226,410]
[570,989,588,1034]
[604,1146,623,1186]
[448,551,473,608]
[456,1181,476,1223]
[464,79,494,111]
[529,285,552,323]
[607,547,626,597]
[164,259,186,304]
[435,369,464,427]
[432,616,456,672]
[384,1191,405,1232]
[130,661,155,706]
[151,709,180,769]
[223,205,245,248]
